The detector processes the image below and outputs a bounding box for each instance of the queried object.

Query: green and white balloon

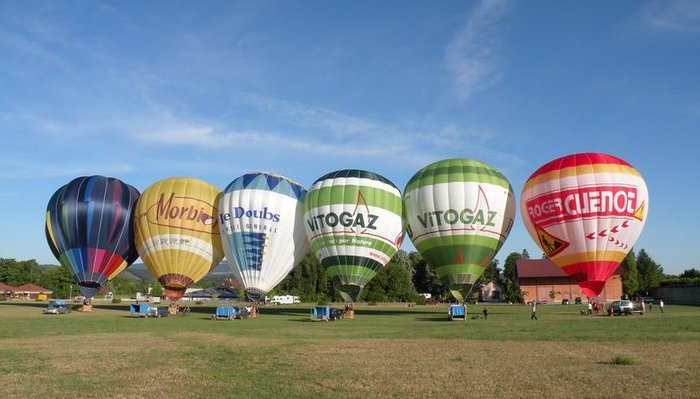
[304,169,405,303]
[403,159,515,301]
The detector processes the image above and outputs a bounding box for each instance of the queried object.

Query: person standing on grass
[640,299,645,315]
[483,307,488,321]
[531,301,538,320]
[588,301,593,315]
[659,299,664,313]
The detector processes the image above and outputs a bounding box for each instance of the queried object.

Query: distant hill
[126,262,236,281]
[39,262,237,283]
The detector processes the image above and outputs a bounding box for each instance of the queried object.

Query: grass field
[1,301,699,399]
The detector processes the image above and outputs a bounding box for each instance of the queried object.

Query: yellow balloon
[134,177,224,300]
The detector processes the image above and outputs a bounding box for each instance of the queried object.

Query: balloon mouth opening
[578,281,606,298]
[448,285,477,303]
[77,283,100,299]
[333,281,363,303]
[442,274,479,303]
[159,274,193,301]
[245,289,266,302]
[75,279,104,299]
[163,287,186,301]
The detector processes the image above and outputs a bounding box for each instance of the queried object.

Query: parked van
[269,295,301,305]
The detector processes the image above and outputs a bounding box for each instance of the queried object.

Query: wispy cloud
[0,157,132,179]
[641,0,700,34]
[444,0,511,100]
[131,94,523,170]
[240,95,382,137]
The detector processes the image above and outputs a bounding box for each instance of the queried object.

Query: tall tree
[502,252,524,303]
[481,259,502,286]
[636,249,663,294]
[410,252,444,298]
[620,249,638,299]
[679,268,700,279]
[521,249,531,260]
[39,264,76,298]
[0,258,42,286]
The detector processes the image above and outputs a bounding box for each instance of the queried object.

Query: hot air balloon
[403,159,516,302]
[219,172,308,301]
[520,153,648,298]
[45,176,140,299]
[304,169,405,303]
[134,177,224,301]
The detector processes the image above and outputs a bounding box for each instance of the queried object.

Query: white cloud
[0,157,132,179]
[444,0,511,100]
[129,94,524,170]
[641,0,700,34]
[240,95,382,137]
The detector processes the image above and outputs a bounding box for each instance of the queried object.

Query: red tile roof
[0,283,16,292]
[13,284,53,293]
[516,258,622,278]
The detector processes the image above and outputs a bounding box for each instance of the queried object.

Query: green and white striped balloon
[403,159,515,301]
[304,169,405,303]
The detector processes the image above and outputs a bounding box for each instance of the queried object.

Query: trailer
[212,306,236,320]
[448,304,466,321]
[310,306,341,322]
[211,306,248,320]
[130,303,152,317]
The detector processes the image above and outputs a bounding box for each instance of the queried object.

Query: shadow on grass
[415,316,454,322]
[0,301,48,309]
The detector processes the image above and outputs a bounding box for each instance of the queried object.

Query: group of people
[640,298,664,314]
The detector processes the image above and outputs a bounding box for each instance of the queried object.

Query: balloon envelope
[403,159,516,301]
[219,172,308,301]
[134,177,224,300]
[520,153,649,298]
[304,169,405,303]
[45,176,140,298]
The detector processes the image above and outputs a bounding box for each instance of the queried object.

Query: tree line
[0,247,694,302]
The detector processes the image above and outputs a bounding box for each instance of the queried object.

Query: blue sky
[1,0,698,274]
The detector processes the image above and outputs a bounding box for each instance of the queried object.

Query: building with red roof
[0,283,16,299]
[516,258,622,303]
[12,284,53,300]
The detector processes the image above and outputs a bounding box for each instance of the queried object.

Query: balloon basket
[80,304,93,312]
[248,306,259,318]
[342,309,355,319]
[168,303,179,316]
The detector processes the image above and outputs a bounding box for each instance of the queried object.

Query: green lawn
[1,301,699,398]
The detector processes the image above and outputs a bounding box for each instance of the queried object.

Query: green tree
[502,252,524,303]
[362,268,388,302]
[0,258,42,286]
[384,251,418,301]
[277,252,329,302]
[521,249,531,260]
[636,249,663,294]
[481,259,502,286]
[361,251,417,303]
[150,282,164,297]
[620,249,638,299]
[410,252,444,298]
[39,264,76,299]
[680,268,700,279]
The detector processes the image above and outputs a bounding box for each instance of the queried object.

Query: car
[609,300,634,315]
[44,299,71,314]
[574,297,582,305]
[562,298,570,305]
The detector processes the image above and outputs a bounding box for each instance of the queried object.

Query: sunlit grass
[1,302,699,398]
